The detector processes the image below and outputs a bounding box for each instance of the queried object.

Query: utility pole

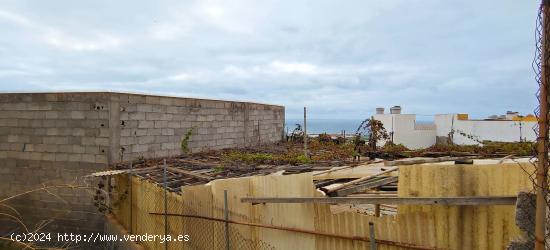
[536,1,550,249]
[304,107,308,157]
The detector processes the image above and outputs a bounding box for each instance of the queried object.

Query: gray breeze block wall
[0,92,284,239]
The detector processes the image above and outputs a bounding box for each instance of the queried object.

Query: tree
[356,117,389,151]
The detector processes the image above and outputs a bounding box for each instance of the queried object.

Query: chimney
[390,106,402,114]
[376,107,385,114]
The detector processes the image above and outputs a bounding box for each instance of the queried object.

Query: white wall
[373,114,436,149]
[434,114,537,145]
[372,113,536,149]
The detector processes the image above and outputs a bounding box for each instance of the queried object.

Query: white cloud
[43,31,122,51]
[0,9,123,51]
[266,61,319,75]
[0,1,540,119]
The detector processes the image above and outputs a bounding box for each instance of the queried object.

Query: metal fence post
[303,107,308,157]
[163,159,168,250]
[224,190,230,250]
[369,222,377,250]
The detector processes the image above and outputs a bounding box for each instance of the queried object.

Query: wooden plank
[165,166,214,181]
[126,166,159,174]
[331,176,399,197]
[313,160,384,176]
[384,156,479,166]
[324,166,399,193]
[241,196,517,205]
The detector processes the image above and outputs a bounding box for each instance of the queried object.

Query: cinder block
[29,120,42,127]
[151,105,165,113]
[145,96,161,105]
[85,146,99,154]
[72,128,85,136]
[95,154,107,164]
[146,112,161,120]
[82,154,95,163]
[54,153,69,162]
[155,135,169,143]
[95,137,109,146]
[147,128,161,136]
[98,111,109,119]
[159,98,173,106]
[67,154,82,162]
[81,137,95,145]
[138,120,154,128]
[98,128,109,137]
[129,112,145,120]
[138,135,155,144]
[132,144,148,153]
[72,145,85,154]
[45,136,68,145]
[70,111,85,119]
[84,111,99,120]
[120,129,131,137]
[167,121,180,128]
[136,104,152,112]
[120,137,135,146]
[161,142,176,150]
[148,143,161,151]
[160,114,173,120]
[59,145,73,152]
[162,128,174,136]
[167,106,178,114]
[154,120,168,128]
[46,128,58,136]
[135,129,147,136]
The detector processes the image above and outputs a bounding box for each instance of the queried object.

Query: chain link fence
[530,2,550,248]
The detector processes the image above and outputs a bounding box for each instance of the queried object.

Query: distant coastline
[285,118,434,135]
[285,118,362,135]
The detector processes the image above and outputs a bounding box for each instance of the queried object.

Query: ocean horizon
[285,118,434,135]
[285,118,363,135]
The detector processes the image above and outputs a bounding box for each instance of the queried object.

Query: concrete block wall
[116,93,284,162]
[0,92,284,240]
[0,92,112,238]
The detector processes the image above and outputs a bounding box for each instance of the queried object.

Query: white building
[372,106,537,149]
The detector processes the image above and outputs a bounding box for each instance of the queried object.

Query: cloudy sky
[0,0,540,119]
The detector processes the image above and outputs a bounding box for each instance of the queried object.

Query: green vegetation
[221,151,315,165]
[181,126,197,153]
[421,141,534,156]
[214,165,225,172]
[222,151,274,164]
[294,154,313,164]
[220,135,356,166]
[356,117,389,150]
[382,142,409,153]
[288,124,304,142]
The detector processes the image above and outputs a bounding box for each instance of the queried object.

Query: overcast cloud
[0,0,540,119]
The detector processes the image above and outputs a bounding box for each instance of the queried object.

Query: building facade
[373,106,536,149]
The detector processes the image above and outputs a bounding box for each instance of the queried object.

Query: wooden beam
[241,196,517,205]
[324,166,399,193]
[165,166,214,181]
[384,156,479,166]
[330,176,399,197]
[126,166,159,174]
[313,160,385,176]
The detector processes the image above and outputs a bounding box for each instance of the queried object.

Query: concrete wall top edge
[0,91,284,109]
